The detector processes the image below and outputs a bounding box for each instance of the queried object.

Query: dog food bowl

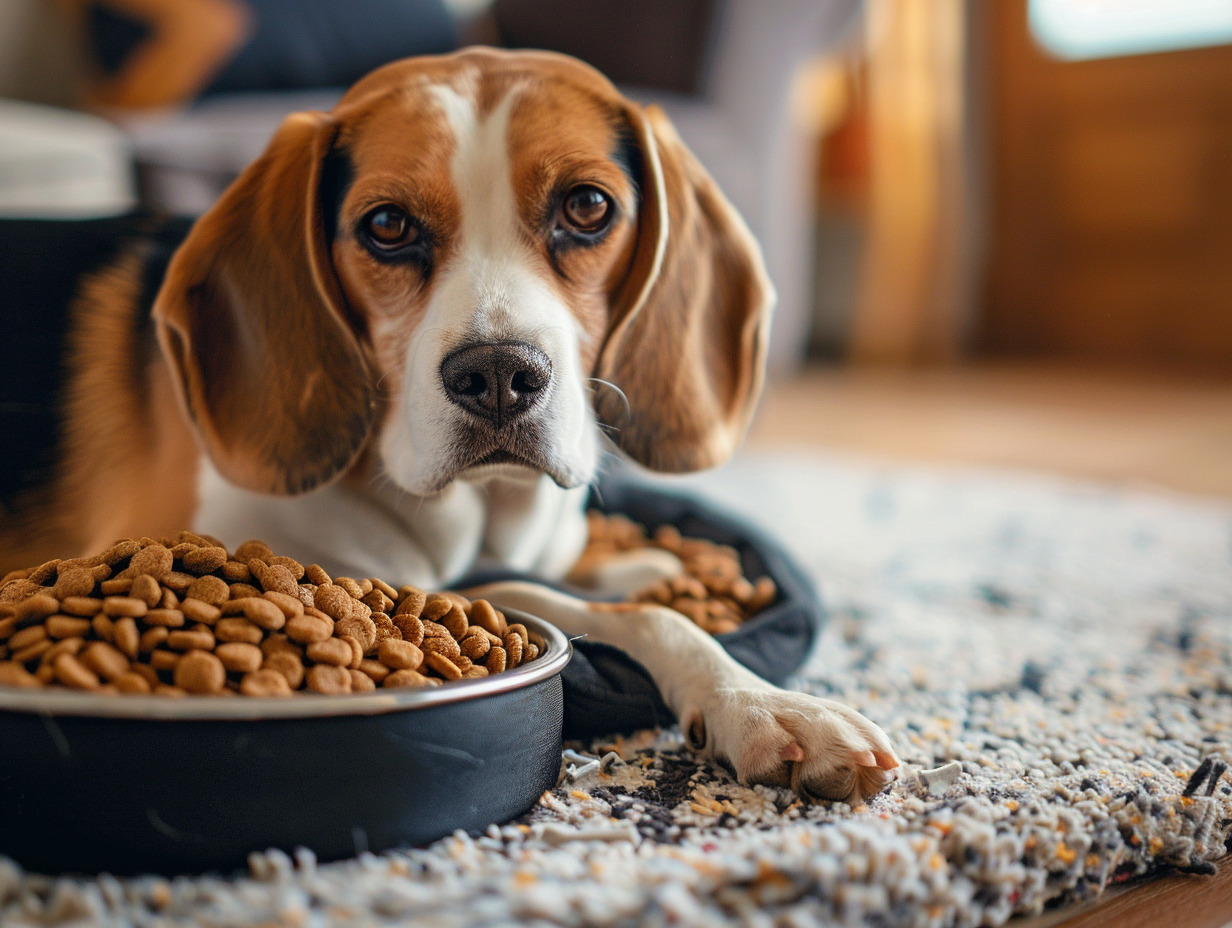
[0,610,569,875]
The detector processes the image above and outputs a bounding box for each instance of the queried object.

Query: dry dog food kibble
[581,512,778,636]
[0,533,540,696]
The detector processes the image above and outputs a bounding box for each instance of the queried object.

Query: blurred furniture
[0,100,136,217]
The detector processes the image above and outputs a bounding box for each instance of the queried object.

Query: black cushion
[204,0,459,95]
[458,470,826,740]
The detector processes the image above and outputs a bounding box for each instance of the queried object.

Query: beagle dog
[0,48,898,802]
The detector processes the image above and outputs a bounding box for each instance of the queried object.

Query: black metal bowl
[0,611,569,876]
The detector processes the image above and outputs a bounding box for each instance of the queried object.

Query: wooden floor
[748,361,1232,927]
[748,362,1232,498]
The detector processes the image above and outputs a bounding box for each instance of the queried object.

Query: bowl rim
[0,610,570,721]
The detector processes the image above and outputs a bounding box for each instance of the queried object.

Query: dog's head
[154,48,773,497]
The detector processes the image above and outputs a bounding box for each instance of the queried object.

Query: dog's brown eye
[365,207,416,248]
[561,186,611,233]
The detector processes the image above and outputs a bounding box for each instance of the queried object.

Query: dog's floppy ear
[154,111,376,495]
[595,104,774,473]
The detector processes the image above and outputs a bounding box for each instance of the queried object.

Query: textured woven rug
[3,452,1231,927]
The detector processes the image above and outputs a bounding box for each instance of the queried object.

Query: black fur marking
[320,146,355,245]
[0,214,191,510]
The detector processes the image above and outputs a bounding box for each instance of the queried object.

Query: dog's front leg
[469,582,900,804]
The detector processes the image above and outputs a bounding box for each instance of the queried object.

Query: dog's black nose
[440,341,552,425]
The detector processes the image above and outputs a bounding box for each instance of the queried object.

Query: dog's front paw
[685,687,900,804]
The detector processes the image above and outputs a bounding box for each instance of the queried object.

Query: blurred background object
[1,0,1230,495]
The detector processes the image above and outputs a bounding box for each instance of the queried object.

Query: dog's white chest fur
[194,458,589,586]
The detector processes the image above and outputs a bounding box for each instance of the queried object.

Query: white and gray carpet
[3,452,1231,927]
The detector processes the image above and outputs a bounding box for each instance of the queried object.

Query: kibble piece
[0,615,15,641]
[153,684,187,697]
[180,599,221,625]
[0,579,41,604]
[235,539,273,561]
[285,614,333,644]
[392,613,424,647]
[103,596,147,618]
[360,589,393,613]
[175,650,226,694]
[0,661,40,688]
[129,574,162,608]
[113,617,139,660]
[420,598,452,623]
[138,626,169,653]
[115,671,152,694]
[262,651,305,689]
[149,650,181,672]
[378,638,423,672]
[506,623,530,648]
[102,541,141,564]
[338,635,364,668]
[486,647,506,674]
[524,642,540,661]
[228,582,262,600]
[54,653,100,689]
[185,575,229,607]
[334,615,377,653]
[249,561,300,597]
[370,577,398,601]
[463,665,489,680]
[160,571,194,595]
[503,632,524,668]
[15,594,60,623]
[421,634,462,661]
[8,624,47,652]
[240,597,286,631]
[12,638,52,663]
[27,559,60,585]
[267,556,305,580]
[52,568,95,600]
[240,668,293,696]
[219,561,252,583]
[129,544,173,580]
[358,659,391,684]
[129,663,160,687]
[424,651,463,681]
[59,596,102,617]
[305,637,353,667]
[45,615,91,640]
[348,669,376,692]
[215,642,263,674]
[306,664,351,694]
[439,605,469,641]
[88,614,114,645]
[260,634,301,657]
[261,591,303,619]
[313,584,361,622]
[182,546,228,575]
[469,600,505,636]
[459,630,491,660]
[144,608,185,628]
[384,668,431,688]
[80,642,129,681]
[166,626,215,652]
[334,577,364,599]
[394,587,426,618]
[99,578,132,596]
[214,617,265,645]
[304,564,332,586]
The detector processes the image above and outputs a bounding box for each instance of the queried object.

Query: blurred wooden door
[981,0,1232,369]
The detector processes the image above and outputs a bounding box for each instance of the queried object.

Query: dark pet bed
[462,470,827,740]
